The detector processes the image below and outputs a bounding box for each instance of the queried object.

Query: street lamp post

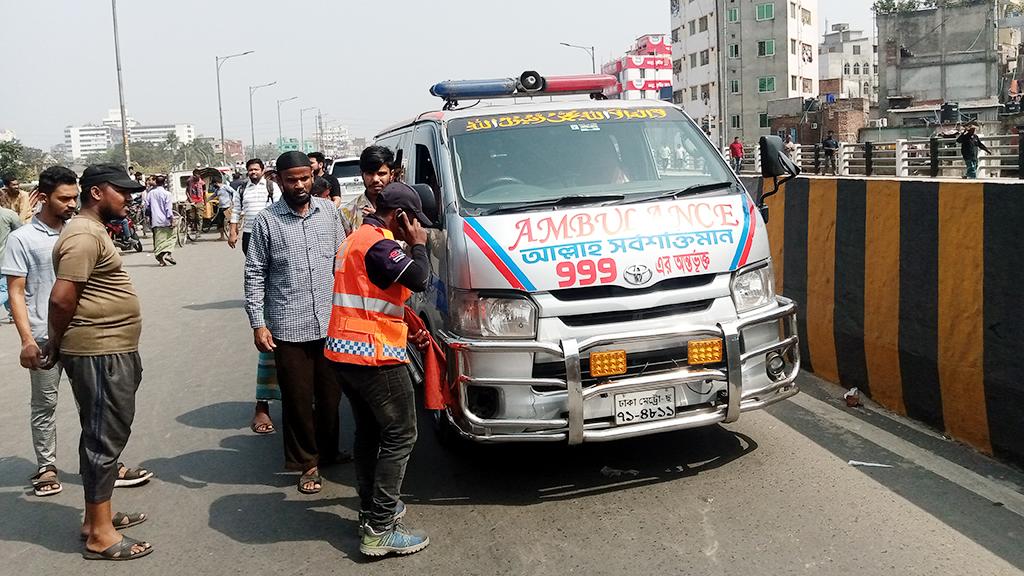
[215,50,254,165]
[110,0,131,168]
[248,81,276,157]
[299,107,316,154]
[276,97,298,152]
[560,42,596,74]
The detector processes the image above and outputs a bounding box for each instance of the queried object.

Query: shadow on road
[139,434,293,490]
[208,493,363,558]
[176,401,257,430]
[182,300,245,311]
[0,492,83,555]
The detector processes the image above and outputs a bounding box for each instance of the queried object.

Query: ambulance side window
[375,130,412,182]
[413,123,441,196]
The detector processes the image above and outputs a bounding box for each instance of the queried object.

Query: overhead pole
[111,0,131,168]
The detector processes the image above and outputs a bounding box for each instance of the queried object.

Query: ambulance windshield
[448,106,736,214]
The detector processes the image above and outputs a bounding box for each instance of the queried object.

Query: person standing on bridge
[821,131,840,176]
[245,151,348,494]
[326,181,433,557]
[956,122,990,179]
[44,164,153,561]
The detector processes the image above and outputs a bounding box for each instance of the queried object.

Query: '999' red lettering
[556,258,617,288]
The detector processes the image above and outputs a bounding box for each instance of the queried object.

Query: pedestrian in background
[308,151,342,207]
[4,166,77,497]
[213,179,234,241]
[956,122,990,179]
[45,164,153,561]
[1,175,35,223]
[729,137,744,173]
[326,182,433,557]
[821,131,839,176]
[784,134,798,162]
[0,204,22,323]
[341,146,393,235]
[244,151,347,495]
[146,175,175,266]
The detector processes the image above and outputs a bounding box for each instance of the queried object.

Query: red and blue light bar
[429,71,617,102]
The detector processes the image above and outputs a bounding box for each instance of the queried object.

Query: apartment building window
[874,64,879,74]
[801,8,811,25]
[844,63,851,75]
[759,113,770,128]
[690,53,698,68]
[790,2,797,17]
[758,39,775,57]
[671,27,680,43]
[853,45,861,55]
[689,20,696,35]
[700,49,710,66]
[853,63,861,75]
[672,90,683,104]
[731,115,742,129]
[691,86,699,101]
[730,79,741,94]
[728,44,740,58]
[700,83,711,100]
[756,3,775,21]
[727,7,739,22]
[673,59,683,74]
[758,76,776,93]
[699,15,708,32]
[791,75,798,91]
[791,39,797,55]
[802,77,813,92]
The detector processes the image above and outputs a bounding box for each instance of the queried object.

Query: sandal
[82,536,153,561]
[298,471,322,495]
[114,463,154,488]
[30,465,63,497]
[80,512,148,540]
[250,421,275,434]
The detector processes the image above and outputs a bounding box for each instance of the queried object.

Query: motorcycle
[106,215,144,253]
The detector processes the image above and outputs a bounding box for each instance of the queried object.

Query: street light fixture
[299,107,316,154]
[560,42,596,74]
[248,81,276,156]
[277,97,298,152]
[215,50,254,165]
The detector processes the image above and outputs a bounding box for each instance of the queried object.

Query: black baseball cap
[80,164,145,193]
[376,182,432,226]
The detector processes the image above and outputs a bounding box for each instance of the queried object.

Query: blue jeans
[0,276,9,316]
[964,158,979,179]
[334,363,418,530]
[731,157,742,173]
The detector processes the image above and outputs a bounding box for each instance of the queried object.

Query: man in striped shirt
[228,159,281,254]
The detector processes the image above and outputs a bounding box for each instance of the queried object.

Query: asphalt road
[0,236,1022,575]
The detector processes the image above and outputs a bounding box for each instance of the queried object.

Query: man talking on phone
[324,181,431,557]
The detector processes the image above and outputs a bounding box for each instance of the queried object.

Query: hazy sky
[1,0,875,149]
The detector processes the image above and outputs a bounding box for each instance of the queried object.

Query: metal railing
[732,133,1022,179]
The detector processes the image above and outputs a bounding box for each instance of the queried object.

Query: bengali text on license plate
[614,388,676,425]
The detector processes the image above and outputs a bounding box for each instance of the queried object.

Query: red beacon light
[429,71,617,108]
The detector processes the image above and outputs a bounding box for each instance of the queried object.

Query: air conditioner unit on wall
[867,118,888,128]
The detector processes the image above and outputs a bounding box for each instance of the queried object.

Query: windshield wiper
[635,181,736,203]
[485,194,625,215]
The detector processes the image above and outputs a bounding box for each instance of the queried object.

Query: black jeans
[334,363,417,530]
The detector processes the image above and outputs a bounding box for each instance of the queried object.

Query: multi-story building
[65,125,113,161]
[602,34,674,100]
[129,123,195,146]
[819,23,878,102]
[670,0,819,147]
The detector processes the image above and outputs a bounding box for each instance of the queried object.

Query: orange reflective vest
[324,224,412,366]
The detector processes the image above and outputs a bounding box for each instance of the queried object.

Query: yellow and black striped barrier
[741,176,1022,467]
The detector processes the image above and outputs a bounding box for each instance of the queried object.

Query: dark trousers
[63,352,143,504]
[334,363,417,530]
[242,231,251,256]
[273,339,342,471]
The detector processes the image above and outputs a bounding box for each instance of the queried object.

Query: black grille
[548,274,716,302]
[532,345,720,390]
[559,299,713,327]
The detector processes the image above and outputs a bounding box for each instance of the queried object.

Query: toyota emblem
[624,264,653,286]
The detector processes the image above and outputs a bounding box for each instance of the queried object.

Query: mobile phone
[395,209,406,221]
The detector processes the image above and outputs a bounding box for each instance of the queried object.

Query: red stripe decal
[463,222,526,290]
[738,201,757,267]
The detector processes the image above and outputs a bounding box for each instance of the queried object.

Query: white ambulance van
[377,72,801,444]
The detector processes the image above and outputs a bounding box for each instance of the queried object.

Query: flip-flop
[114,464,154,488]
[80,511,148,540]
[30,465,63,497]
[298,472,322,495]
[82,536,153,561]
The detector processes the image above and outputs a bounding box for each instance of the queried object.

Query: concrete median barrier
[742,176,1024,467]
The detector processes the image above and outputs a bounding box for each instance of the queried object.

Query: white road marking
[786,392,1024,519]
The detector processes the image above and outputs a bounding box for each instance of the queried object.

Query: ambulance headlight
[451,291,538,339]
[731,262,775,314]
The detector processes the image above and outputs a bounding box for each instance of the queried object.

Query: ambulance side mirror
[411,183,442,229]
[757,135,800,221]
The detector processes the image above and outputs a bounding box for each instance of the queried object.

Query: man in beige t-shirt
[44,164,153,561]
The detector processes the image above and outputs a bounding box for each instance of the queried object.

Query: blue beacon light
[429,78,517,100]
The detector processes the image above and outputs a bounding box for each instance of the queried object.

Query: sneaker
[358,499,406,537]
[360,521,429,557]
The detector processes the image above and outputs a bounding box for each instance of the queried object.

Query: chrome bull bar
[438,296,800,444]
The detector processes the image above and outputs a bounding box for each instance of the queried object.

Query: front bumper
[438,296,800,444]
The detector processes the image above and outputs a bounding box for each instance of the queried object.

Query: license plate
[614,388,676,425]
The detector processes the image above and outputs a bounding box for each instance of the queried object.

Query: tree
[250,142,279,163]
[0,139,24,179]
